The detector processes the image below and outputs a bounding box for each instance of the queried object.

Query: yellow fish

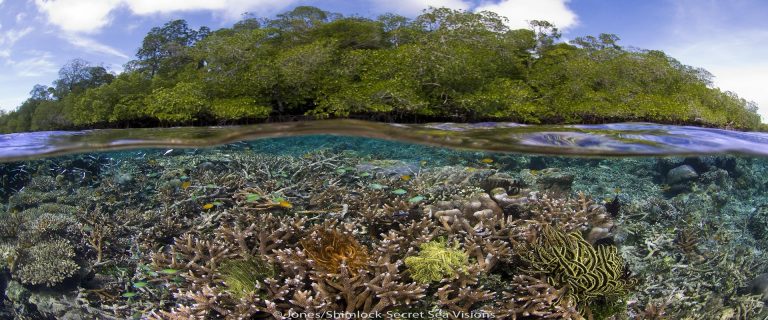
[530,170,539,176]
[279,200,293,209]
[480,158,494,164]
[181,181,191,190]
[400,175,411,181]
[465,167,477,172]
[202,203,214,210]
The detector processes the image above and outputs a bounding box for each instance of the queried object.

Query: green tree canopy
[0,6,762,133]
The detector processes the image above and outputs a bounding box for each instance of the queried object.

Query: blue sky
[1,0,767,121]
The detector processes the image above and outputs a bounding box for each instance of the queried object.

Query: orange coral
[301,229,369,275]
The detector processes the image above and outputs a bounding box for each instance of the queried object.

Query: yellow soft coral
[405,239,469,283]
[219,256,275,299]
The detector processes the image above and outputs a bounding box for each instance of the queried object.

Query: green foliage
[0,7,762,133]
[523,224,634,304]
[404,239,469,283]
[210,97,271,120]
[219,256,276,299]
[145,81,209,123]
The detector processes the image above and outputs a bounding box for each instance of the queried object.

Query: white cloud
[34,0,298,33]
[369,0,472,16]
[0,27,34,63]
[658,0,768,122]
[665,32,768,122]
[34,0,122,33]
[0,93,30,112]
[62,33,129,59]
[125,0,299,20]
[475,0,577,30]
[121,0,225,14]
[708,65,768,121]
[16,13,27,23]
[13,51,58,77]
[0,27,34,47]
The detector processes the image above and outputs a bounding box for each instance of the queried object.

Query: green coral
[219,256,276,299]
[404,240,469,284]
[524,224,634,304]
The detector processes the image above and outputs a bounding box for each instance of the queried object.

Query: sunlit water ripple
[1,119,767,162]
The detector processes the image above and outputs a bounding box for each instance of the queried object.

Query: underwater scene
[1,122,768,320]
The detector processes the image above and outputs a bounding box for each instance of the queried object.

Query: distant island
[0,6,764,133]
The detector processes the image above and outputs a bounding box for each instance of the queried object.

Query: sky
[0,0,766,121]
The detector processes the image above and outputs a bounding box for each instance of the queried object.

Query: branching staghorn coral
[484,275,584,320]
[404,239,469,283]
[519,192,606,234]
[522,224,634,305]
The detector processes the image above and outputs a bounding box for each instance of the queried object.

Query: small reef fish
[279,200,293,208]
[181,181,191,190]
[202,203,214,210]
[481,158,494,164]
[401,175,412,181]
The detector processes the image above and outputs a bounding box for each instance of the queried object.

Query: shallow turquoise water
[0,122,767,319]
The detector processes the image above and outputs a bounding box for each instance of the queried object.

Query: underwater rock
[481,173,521,193]
[748,273,768,302]
[197,161,215,171]
[666,165,698,185]
[747,206,768,241]
[586,211,615,244]
[1,280,82,319]
[159,178,182,192]
[490,187,528,209]
[114,172,133,186]
[476,193,503,219]
[27,291,86,319]
[535,168,574,194]
[4,280,29,308]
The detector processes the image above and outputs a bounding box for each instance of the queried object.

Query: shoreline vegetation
[0,6,764,133]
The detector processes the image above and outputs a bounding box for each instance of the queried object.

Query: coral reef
[0,139,766,320]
